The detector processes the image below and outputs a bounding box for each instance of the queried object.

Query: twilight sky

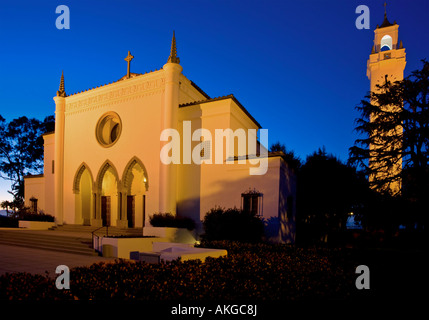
[0,0,428,202]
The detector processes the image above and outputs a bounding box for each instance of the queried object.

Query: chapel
[24,33,296,243]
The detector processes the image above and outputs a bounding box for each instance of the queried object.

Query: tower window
[380,35,392,51]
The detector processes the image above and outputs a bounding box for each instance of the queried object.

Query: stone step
[0,230,98,256]
[0,238,98,256]
[0,224,144,257]
[51,224,143,236]
[0,231,91,246]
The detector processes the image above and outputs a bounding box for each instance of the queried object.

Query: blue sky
[0,0,428,202]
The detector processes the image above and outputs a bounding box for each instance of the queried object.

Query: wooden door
[127,195,135,228]
[101,196,111,226]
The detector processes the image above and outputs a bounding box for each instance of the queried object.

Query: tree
[349,60,429,229]
[0,115,55,204]
[0,200,12,215]
[202,207,265,242]
[269,141,302,171]
[297,147,367,244]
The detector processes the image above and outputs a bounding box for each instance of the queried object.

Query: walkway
[0,244,116,277]
[0,227,119,277]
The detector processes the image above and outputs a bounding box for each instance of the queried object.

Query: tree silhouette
[269,141,302,171]
[297,147,367,244]
[349,60,429,229]
[0,115,55,204]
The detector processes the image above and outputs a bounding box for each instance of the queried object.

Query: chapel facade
[24,33,296,243]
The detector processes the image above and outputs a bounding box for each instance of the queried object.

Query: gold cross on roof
[124,51,134,79]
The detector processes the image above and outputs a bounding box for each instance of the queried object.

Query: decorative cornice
[65,72,165,115]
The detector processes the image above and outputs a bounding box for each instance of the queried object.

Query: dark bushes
[149,212,195,230]
[202,207,265,242]
[14,210,55,222]
[0,209,54,227]
[0,242,355,301]
[0,215,18,227]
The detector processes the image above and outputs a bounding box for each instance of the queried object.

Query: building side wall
[43,134,55,216]
[24,177,45,212]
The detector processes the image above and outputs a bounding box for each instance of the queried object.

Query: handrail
[91,225,109,250]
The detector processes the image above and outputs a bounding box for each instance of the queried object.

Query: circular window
[96,112,122,147]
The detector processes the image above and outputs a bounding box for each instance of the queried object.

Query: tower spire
[378,1,395,28]
[57,71,66,97]
[167,31,180,64]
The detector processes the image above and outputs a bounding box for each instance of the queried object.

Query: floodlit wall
[24,176,45,211]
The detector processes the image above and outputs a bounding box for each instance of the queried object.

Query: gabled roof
[179,94,261,128]
[189,80,210,99]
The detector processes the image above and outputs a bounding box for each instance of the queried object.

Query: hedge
[202,207,265,242]
[0,242,355,301]
[149,212,195,230]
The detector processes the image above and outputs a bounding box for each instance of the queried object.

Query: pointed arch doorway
[94,161,120,227]
[122,157,148,228]
[73,164,94,226]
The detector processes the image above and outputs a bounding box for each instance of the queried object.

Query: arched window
[380,35,392,51]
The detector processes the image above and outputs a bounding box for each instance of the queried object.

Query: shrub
[0,244,357,301]
[149,212,195,230]
[14,208,55,222]
[0,209,54,226]
[202,206,265,243]
[0,215,19,228]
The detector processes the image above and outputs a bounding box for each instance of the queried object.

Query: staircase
[50,224,143,237]
[0,225,143,256]
[0,229,98,256]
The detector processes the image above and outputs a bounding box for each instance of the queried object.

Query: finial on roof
[378,1,395,28]
[167,31,180,64]
[57,71,66,97]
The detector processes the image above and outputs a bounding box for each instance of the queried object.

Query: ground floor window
[241,189,263,216]
[30,197,38,213]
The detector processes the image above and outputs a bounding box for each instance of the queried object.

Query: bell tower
[366,4,406,194]
[367,4,406,90]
